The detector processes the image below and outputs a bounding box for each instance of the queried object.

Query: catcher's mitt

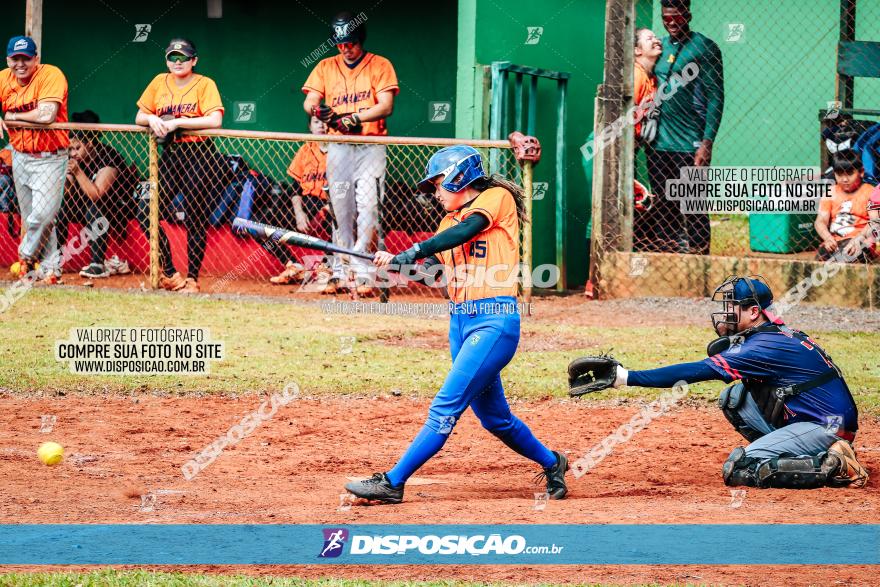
[568,355,620,396]
[508,131,542,164]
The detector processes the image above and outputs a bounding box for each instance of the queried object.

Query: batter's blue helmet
[417,145,487,194]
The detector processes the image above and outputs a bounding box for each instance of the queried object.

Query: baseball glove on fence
[568,355,620,396]
[508,131,542,164]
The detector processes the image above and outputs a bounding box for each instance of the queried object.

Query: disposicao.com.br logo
[319,528,564,557]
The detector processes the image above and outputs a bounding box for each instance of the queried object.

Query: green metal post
[514,73,523,132]
[555,78,568,292]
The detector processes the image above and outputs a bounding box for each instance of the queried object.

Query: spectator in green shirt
[646,0,724,255]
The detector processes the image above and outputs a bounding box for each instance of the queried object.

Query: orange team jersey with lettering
[286,142,327,199]
[0,63,69,153]
[136,74,224,143]
[302,53,399,136]
[819,182,873,240]
[633,62,657,137]
[434,187,520,303]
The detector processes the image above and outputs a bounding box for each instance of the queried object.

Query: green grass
[0,570,704,587]
[709,215,750,257]
[1,287,879,413]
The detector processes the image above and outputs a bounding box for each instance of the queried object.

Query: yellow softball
[37,441,64,466]
[9,261,39,277]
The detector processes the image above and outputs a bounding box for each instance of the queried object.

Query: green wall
[456,0,607,288]
[3,0,457,136]
[4,0,608,288]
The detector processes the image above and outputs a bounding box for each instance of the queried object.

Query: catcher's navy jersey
[702,330,858,431]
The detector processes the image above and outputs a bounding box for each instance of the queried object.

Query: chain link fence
[590,0,880,309]
[0,124,525,300]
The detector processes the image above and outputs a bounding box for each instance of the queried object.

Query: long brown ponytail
[471,174,528,226]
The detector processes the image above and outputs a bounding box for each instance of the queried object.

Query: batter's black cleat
[344,473,404,504]
[534,451,569,500]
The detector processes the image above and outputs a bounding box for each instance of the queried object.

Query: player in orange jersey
[0,35,69,284]
[302,11,398,297]
[135,38,226,294]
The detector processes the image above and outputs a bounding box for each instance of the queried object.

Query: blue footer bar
[1,524,878,565]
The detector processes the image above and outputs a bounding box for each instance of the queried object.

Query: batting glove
[329,113,362,134]
[311,104,335,123]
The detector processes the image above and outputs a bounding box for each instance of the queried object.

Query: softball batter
[344,145,568,503]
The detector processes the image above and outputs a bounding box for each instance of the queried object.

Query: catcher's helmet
[417,145,487,194]
[711,275,783,334]
[331,11,366,45]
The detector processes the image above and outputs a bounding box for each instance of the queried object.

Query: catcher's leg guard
[718,383,765,443]
[755,453,840,489]
[722,446,760,487]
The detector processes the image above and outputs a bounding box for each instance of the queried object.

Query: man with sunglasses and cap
[0,35,69,284]
[568,275,867,490]
[302,11,398,297]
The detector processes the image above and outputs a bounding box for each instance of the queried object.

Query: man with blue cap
[568,275,868,489]
[0,35,69,284]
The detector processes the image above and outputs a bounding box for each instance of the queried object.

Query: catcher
[568,275,868,490]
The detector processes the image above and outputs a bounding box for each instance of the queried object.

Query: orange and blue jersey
[434,187,520,303]
[384,185,556,488]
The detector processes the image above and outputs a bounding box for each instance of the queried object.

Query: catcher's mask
[710,275,783,336]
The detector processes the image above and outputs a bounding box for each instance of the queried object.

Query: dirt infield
[2,394,877,586]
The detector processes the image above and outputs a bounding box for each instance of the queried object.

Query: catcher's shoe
[828,440,869,488]
[345,473,404,504]
[534,451,569,500]
[269,261,306,285]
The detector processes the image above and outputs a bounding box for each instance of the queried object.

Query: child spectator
[814,150,875,263]
[268,114,332,285]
